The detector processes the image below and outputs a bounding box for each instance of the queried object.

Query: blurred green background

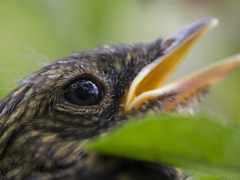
[0,0,240,122]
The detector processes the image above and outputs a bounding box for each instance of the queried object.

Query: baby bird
[0,17,239,180]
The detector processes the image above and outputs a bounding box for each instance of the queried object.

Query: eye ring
[64,77,103,106]
[56,70,111,115]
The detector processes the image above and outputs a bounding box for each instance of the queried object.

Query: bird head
[0,17,240,178]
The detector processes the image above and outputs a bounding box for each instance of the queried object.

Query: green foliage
[84,114,240,179]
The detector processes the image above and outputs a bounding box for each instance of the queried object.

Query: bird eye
[64,78,103,106]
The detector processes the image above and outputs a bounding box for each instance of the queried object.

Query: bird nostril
[163,39,175,48]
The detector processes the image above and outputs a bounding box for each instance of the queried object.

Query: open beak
[125,17,240,113]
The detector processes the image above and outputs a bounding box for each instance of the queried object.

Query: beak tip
[208,17,219,29]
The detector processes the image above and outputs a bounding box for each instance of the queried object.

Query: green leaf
[193,172,224,180]
[84,114,240,179]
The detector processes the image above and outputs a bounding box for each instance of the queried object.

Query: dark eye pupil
[64,78,102,106]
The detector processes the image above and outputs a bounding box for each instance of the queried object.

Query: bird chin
[123,17,240,114]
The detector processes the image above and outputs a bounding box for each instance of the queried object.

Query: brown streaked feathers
[0,40,179,180]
